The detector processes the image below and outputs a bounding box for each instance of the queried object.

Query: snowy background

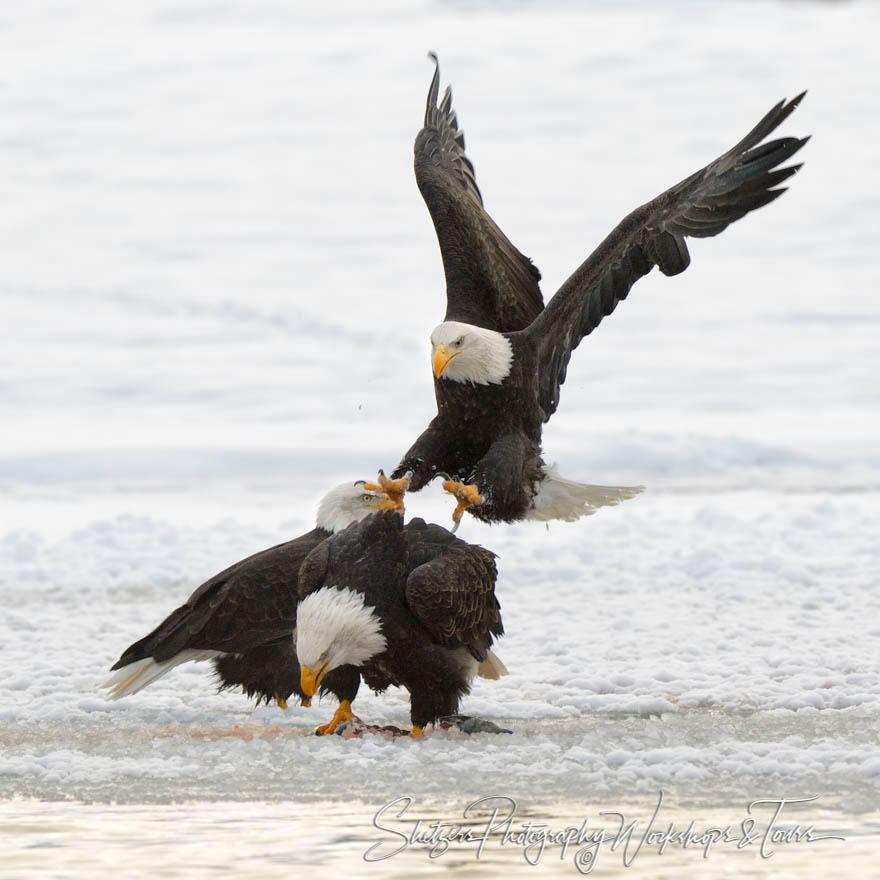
[2,0,879,875]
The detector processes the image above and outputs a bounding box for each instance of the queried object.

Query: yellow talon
[300,696,311,708]
[442,480,483,524]
[315,699,358,736]
[409,725,424,739]
[274,693,288,710]
[363,470,410,512]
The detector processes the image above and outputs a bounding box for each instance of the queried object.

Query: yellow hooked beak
[300,661,329,698]
[433,343,459,378]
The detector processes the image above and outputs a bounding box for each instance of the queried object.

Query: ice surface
[1,0,879,862]
[3,488,880,809]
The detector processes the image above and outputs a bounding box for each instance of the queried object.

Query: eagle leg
[273,693,289,710]
[363,469,411,512]
[409,725,424,739]
[314,699,359,736]
[442,480,483,526]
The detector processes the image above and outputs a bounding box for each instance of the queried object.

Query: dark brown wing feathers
[297,537,331,601]
[405,531,502,662]
[528,92,808,421]
[416,54,544,332]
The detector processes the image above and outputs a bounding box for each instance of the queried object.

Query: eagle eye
[361,493,373,502]
[454,336,464,347]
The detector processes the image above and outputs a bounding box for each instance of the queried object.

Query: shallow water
[1,798,874,879]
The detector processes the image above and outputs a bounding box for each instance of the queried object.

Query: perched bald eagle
[295,508,505,737]
[392,56,808,525]
[104,481,400,733]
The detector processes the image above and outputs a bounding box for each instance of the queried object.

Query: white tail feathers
[527,464,644,523]
[102,650,220,700]
[477,649,508,680]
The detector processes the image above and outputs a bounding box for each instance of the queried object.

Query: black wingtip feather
[424,52,441,126]
[529,87,808,422]
[440,85,453,116]
[417,54,485,211]
[758,164,801,189]
[737,186,788,213]
[715,92,808,176]
[741,135,808,171]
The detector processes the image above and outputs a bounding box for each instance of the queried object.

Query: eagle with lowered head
[295,505,505,738]
[391,56,808,525]
[104,479,401,734]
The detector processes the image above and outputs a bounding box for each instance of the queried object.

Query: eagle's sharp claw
[442,480,483,526]
[364,471,410,511]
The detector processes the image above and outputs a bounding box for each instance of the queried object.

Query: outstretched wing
[415,53,544,332]
[527,92,809,421]
[404,523,502,661]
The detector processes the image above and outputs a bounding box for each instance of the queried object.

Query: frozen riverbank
[3,485,879,810]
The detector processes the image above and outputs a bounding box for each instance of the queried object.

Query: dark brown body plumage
[396,339,546,522]
[298,510,503,728]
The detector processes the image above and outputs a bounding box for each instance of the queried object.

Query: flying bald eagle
[104,480,401,734]
[391,56,808,525]
[295,507,506,737]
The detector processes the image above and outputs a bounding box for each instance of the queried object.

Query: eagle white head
[296,586,387,695]
[315,481,399,533]
[430,321,513,385]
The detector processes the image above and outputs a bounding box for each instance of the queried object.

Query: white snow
[1,0,879,848]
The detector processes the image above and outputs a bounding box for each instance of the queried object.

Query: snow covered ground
[2,0,879,876]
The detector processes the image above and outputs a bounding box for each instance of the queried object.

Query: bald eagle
[391,56,808,524]
[295,508,505,738]
[104,481,401,733]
